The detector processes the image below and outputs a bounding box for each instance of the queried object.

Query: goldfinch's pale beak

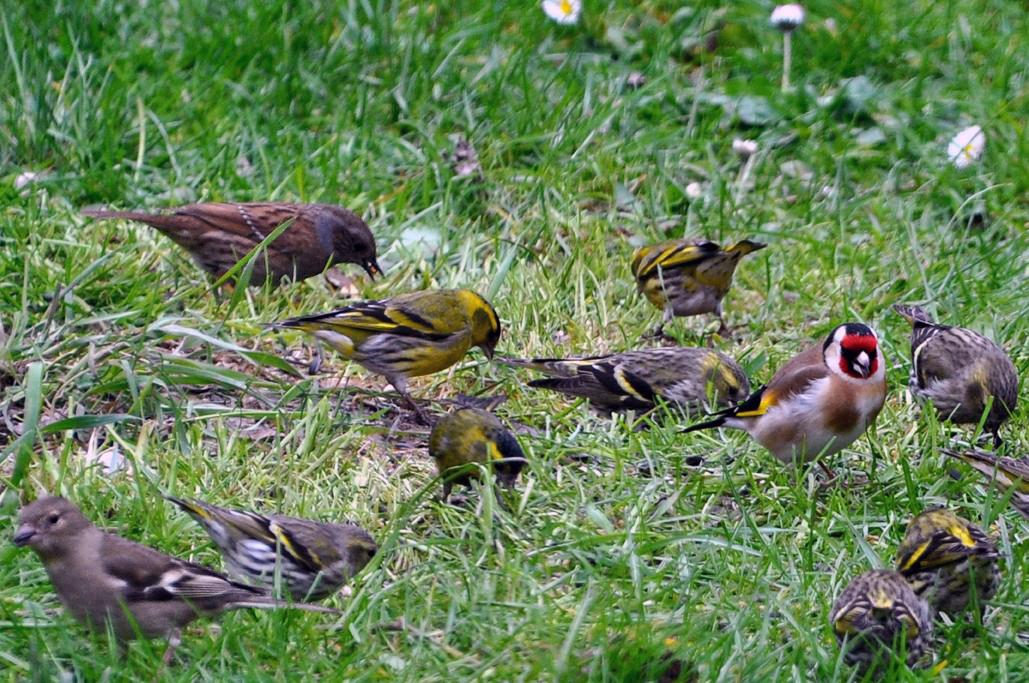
[13,526,36,546]
[854,351,871,378]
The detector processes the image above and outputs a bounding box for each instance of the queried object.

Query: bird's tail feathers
[230,598,341,614]
[81,208,155,221]
[727,239,767,255]
[163,494,214,521]
[892,303,935,325]
[496,357,579,377]
[680,415,728,434]
[266,309,351,332]
[681,383,767,433]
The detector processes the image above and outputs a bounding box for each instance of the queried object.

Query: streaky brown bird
[894,508,1000,617]
[942,447,1029,519]
[82,202,381,286]
[893,304,1017,446]
[166,495,377,601]
[499,346,750,415]
[13,496,335,660]
[830,569,932,670]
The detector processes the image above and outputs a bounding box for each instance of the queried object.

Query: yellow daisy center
[560,0,572,15]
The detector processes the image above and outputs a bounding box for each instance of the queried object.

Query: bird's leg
[818,461,838,482]
[642,322,666,341]
[991,430,1003,449]
[307,342,323,375]
[643,308,674,342]
[715,315,733,340]
[400,390,432,425]
[161,630,182,666]
[714,302,733,339]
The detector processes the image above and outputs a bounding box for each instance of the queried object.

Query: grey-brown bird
[895,508,1000,617]
[499,347,750,415]
[893,304,1017,446]
[82,202,381,286]
[942,447,1029,519]
[830,570,932,670]
[13,496,335,659]
[165,496,377,601]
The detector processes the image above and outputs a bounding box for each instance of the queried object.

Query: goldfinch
[272,289,501,420]
[630,238,765,337]
[830,570,932,670]
[893,304,1017,446]
[941,447,1029,519]
[895,508,1000,617]
[498,347,750,415]
[13,497,334,661]
[429,408,527,501]
[82,202,380,285]
[165,496,377,601]
[682,323,886,468]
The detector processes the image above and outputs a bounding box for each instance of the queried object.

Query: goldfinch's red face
[824,323,881,380]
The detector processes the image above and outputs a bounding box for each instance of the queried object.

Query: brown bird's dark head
[14,496,93,559]
[319,206,382,279]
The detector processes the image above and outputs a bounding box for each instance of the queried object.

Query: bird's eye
[46,512,60,525]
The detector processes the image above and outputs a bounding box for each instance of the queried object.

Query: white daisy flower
[685,182,704,200]
[770,4,805,32]
[732,138,759,160]
[14,171,41,190]
[542,0,581,26]
[947,125,985,168]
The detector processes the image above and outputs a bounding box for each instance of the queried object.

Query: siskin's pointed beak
[362,259,382,280]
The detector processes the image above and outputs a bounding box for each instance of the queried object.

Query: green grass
[1,0,1027,680]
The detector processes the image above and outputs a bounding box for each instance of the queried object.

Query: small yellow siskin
[631,238,765,337]
[830,569,932,670]
[271,289,501,421]
[429,408,527,501]
[498,346,749,415]
[895,508,1000,617]
[166,496,377,602]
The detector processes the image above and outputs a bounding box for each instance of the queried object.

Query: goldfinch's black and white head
[823,323,883,382]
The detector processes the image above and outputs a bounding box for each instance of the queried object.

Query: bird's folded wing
[176,203,301,242]
[267,520,334,573]
[286,300,453,339]
[98,533,249,602]
[584,362,658,405]
[718,361,827,419]
[640,242,719,274]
